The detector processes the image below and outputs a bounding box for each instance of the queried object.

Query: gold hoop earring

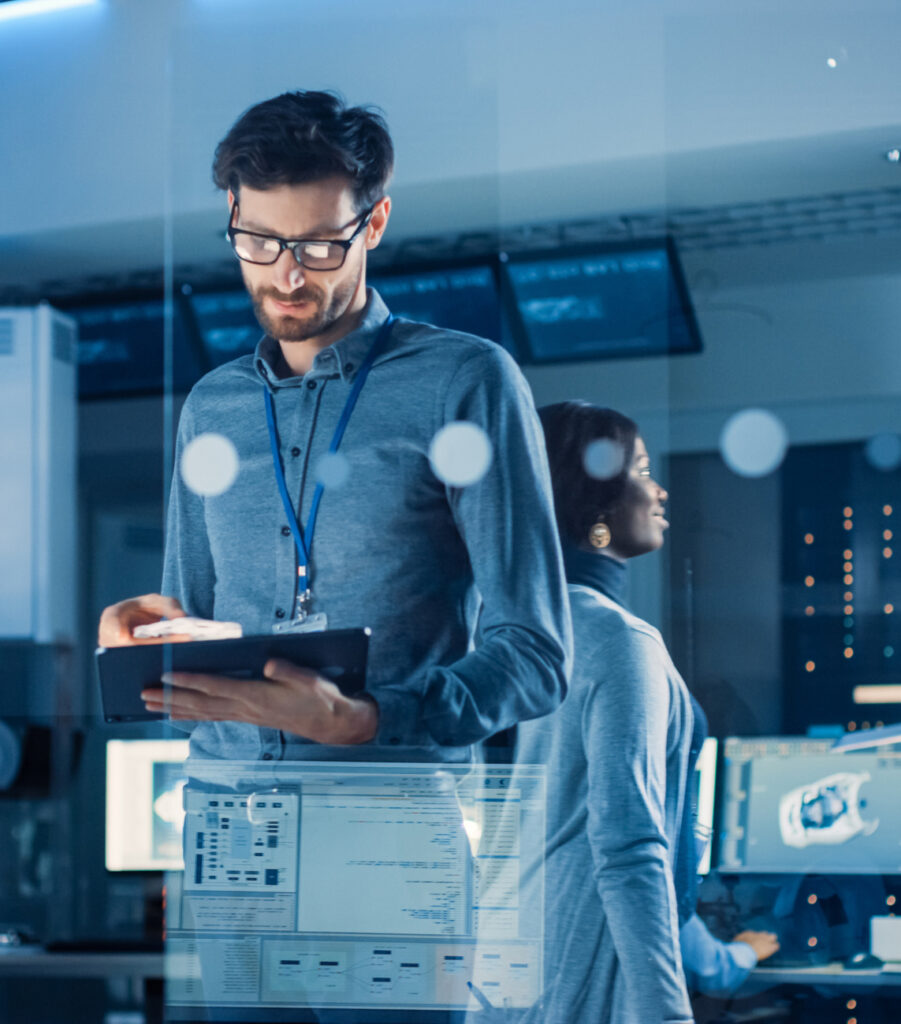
[589,522,611,549]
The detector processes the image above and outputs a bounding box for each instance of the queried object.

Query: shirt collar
[253,288,391,389]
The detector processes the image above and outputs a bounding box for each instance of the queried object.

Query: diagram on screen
[778,771,879,848]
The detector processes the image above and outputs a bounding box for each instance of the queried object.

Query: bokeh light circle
[719,408,788,478]
[180,433,239,496]
[429,422,493,487]
[865,433,901,472]
[583,438,625,480]
[315,451,351,490]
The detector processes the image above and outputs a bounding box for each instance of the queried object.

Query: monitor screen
[370,264,509,350]
[717,736,901,874]
[70,298,205,398]
[502,238,702,364]
[164,759,546,1022]
[693,737,718,876]
[188,289,262,369]
[105,738,190,871]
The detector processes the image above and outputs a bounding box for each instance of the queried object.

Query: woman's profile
[517,401,695,1024]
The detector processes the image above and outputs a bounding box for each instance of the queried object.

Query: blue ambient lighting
[0,0,99,23]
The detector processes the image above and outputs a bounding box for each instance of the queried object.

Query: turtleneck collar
[562,544,628,607]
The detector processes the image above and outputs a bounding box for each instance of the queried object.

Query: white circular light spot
[180,433,239,496]
[865,433,901,472]
[583,438,625,480]
[826,57,837,68]
[719,408,788,478]
[315,451,351,489]
[429,422,493,487]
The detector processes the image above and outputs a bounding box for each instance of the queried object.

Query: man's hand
[141,657,379,745]
[733,930,780,962]
[98,593,190,647]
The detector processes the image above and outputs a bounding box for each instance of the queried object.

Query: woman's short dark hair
[212,90,394,212]
[538,401,638,546]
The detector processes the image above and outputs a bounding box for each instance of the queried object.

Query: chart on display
[164,760,546,1021]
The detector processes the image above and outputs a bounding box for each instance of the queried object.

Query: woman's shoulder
[568,583,664,649]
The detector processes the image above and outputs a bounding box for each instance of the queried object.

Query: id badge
[273,612,329,635]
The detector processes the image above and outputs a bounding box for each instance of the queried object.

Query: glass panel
[3,1,901,1021]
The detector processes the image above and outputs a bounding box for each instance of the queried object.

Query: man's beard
[247,266,361,343]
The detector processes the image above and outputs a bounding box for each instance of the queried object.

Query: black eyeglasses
[225,203,375,271]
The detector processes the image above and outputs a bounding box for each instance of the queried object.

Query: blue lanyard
[263,314,394,606]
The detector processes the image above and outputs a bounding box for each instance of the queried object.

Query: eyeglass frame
[225,201,377,270]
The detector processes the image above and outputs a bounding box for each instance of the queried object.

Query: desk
[743,962,901,993]
[0,948,163,979]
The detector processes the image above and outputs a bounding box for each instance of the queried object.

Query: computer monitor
[717,736,901,874]
[187,289,261,369]
[190,264,510,374]
[693,737,718,876]
[164,759,546,1022]
[105,738,190,872]
[501,237,702,364]
[69,297,205,398]
[369,264,507,348]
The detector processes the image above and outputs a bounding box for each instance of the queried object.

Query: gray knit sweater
[516,584,695,1024]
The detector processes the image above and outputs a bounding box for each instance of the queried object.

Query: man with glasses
[99,90,571,761]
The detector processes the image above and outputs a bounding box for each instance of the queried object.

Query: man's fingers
[98,593,187,647]
[142,686,239,721]
[158,671,243,696]
[263,658,317,682]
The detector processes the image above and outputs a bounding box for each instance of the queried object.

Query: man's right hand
[98,593,189,647]
[733,930,780,962]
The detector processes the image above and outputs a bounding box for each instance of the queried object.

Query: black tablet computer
[96,628,370,723]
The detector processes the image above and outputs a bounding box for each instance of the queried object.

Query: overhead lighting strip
[0,0,100,23]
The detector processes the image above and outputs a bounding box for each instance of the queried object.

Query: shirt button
[306,379,317,390]
[275,608,286,619]
[261,753,274,761]
[290,446,301,457]
[281,525,291,536]
[344,362,354,374]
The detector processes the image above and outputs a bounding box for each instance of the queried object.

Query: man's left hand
[141,658,379,745]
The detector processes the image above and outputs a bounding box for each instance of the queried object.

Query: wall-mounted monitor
[67,296,206,399]
[501,237,702,364]
[717,736,901,875]
[187,288,261,369]
[370,263,508,349]
[105,738,190,872]
[190,264,512,369]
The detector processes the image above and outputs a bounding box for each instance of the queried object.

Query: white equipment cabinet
[0,304,78,643]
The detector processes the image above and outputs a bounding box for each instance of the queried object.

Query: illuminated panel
[105,738,190,871]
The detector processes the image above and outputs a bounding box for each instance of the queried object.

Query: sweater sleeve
[161,394,216,619]
[680,914,757,997]
[581,622,694,1024]
[382,346,572,747]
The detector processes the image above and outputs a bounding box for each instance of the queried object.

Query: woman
[516,401,696,1024]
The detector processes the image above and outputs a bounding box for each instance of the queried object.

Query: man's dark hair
[212,90,394,212]
[538,401,638,546]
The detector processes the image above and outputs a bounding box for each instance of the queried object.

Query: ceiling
[2,0,901,299]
